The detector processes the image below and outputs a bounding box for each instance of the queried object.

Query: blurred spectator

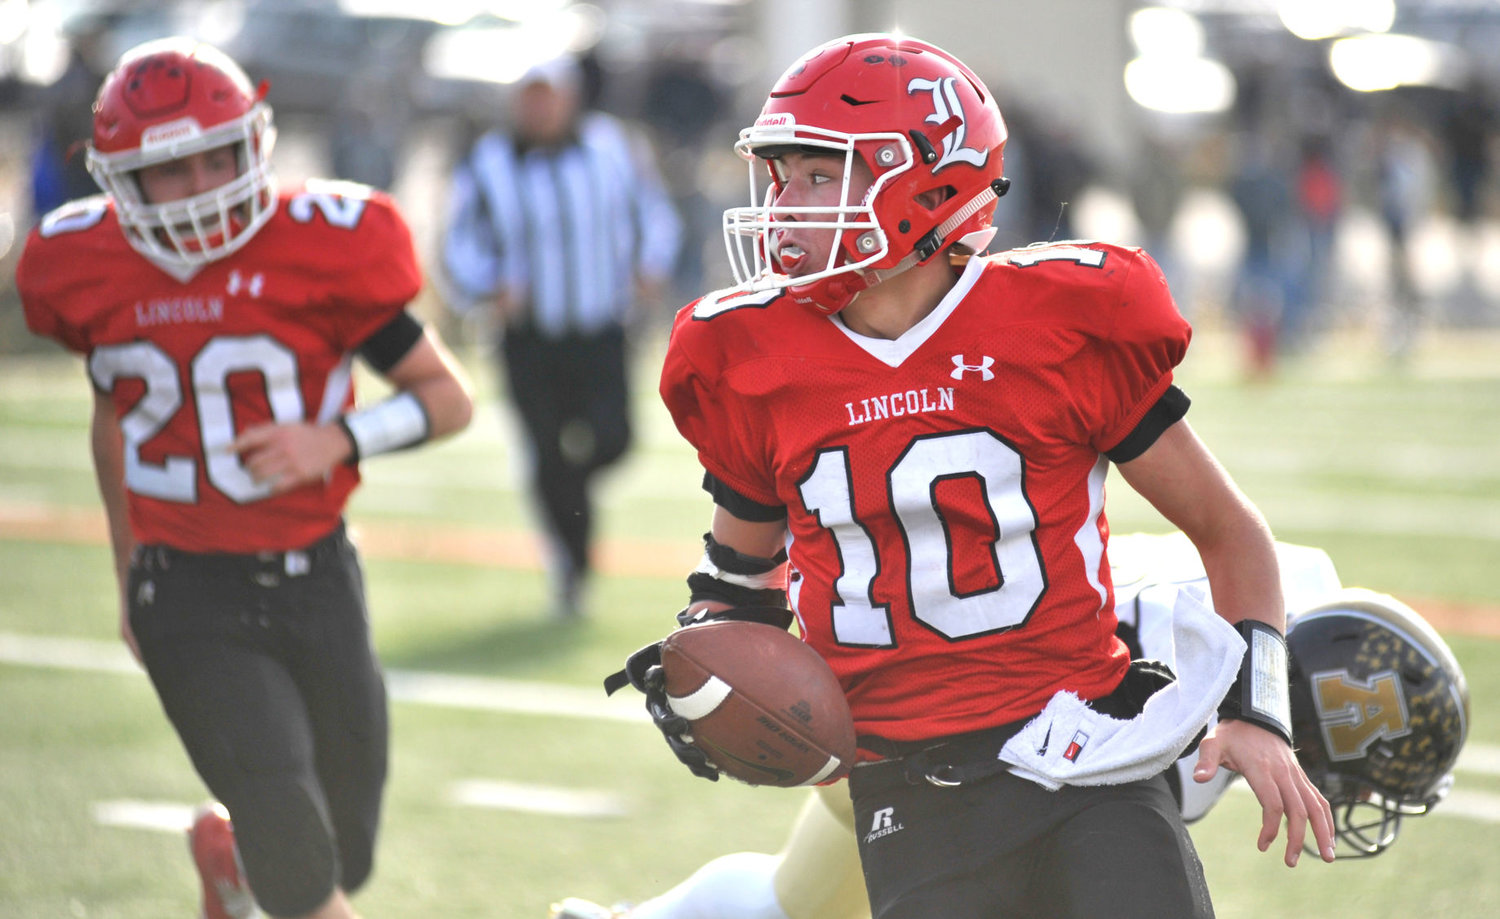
[1228,133,1295,377]
[1441,78,1494,228]
[1129,134,1187,288]
[441,53,682,618]
[995,103,1094,244]
[28,19,108,218]
[1021,114,1095,242]
[1283,135,1343,354]
[1373,111,1437,359]
[328,68,409,190]
[1439,78,1497,312]
[642,52,731,304]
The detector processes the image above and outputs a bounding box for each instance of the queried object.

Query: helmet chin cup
[789,270,872,315]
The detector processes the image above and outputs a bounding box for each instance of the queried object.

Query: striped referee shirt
[442,111,682,337]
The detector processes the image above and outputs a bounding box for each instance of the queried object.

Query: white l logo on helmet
[907,76,988,173]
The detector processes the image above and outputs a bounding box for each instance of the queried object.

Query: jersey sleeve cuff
[702,471,787,521]
[1104,385,1190,463]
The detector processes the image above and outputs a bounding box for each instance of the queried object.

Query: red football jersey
[18,180,421,553]
[661,243,1191,744]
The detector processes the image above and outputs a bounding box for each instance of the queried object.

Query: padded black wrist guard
[686,532,789,610]
[1217,619,1293,745]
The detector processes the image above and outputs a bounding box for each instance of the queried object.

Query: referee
[442,53,683,617]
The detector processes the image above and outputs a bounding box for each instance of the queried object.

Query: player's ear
[915,185,954,212]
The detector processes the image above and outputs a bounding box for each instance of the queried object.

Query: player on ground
[16,38,474,919]
[622,32,1334,919]
[556,534,1470,919]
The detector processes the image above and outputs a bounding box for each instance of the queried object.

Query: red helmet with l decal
[723,33,1009,314]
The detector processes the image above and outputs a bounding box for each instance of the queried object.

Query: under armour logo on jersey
[864,806,905,844]
[951,354,995,381]
[227,270,265,297]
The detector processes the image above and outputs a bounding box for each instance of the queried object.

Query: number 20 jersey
[17,181,421,553]
[660,244,1193,744]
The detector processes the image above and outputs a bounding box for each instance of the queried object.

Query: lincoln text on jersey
[846,387,955,426]
[135,296,226,328]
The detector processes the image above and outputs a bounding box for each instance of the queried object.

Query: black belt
[856,719,1031,787]
[854,659,1186,788]
[132,521,347,586]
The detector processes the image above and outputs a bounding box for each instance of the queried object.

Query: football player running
[620,32,1335,919]
[557,534,1470,919]
[17,38,473,919]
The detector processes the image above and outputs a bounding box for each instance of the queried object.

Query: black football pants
[127,523,388,917]
[500,324,632,580]
[849,756,1213,919]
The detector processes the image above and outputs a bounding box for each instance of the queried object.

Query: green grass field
[2,326,1497,918]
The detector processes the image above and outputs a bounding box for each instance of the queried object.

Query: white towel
[998,586,1245,791]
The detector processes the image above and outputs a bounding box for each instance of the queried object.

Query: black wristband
[1217,619,1293,745]
[703,532,787,575]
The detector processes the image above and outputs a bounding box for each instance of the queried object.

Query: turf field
[1,326,1497,918]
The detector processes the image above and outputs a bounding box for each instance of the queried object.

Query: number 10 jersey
[660,243,1193,744]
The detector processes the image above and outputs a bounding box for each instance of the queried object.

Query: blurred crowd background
[1,0,1498,377]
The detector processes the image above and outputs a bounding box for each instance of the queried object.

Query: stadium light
[1278,0,1395,41]
[1329,32,1465,92]
[1125,7,1235,114]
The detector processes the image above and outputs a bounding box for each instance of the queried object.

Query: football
[660,620,857,787]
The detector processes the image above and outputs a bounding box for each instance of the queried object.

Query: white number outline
[692,285,782,320]
[89,335,310,505]
[798,429,1046,648]
[1008,244,1109,269]
[287,180,371,229]
[39,198,109,238]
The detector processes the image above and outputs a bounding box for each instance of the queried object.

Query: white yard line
[0,630,647,723]
[5,630,1497,828]
[447,781,631,818]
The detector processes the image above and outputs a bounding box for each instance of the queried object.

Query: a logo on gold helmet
[1310,669,1411,761]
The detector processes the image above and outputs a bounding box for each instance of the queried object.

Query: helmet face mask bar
[1321,778,1450,857]
[723,124,911,299]
[1286,588,1470,857]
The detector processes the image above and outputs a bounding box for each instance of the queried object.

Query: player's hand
[231,422,351,495]
[610,641,721,782]
[1194,718,1337,866]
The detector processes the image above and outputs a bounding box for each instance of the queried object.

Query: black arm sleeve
[1104,385,1191,463]
[357,310,425,374]
[701,471,787,522]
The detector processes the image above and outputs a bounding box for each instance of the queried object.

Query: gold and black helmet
[1287,588,1470,857]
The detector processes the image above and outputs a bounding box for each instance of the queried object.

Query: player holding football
[616,33,1336,919]
[558,533,1471,918]
[16,38,473,919]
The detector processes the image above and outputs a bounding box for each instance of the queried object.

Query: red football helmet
[723,33,1009,314]
[87,37,277,275]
